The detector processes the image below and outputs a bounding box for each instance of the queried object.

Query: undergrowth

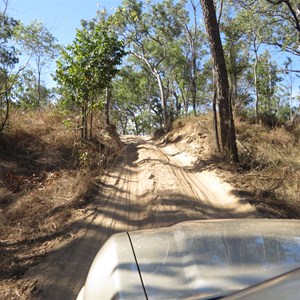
[0,108,123,298]
[234,120,300,218]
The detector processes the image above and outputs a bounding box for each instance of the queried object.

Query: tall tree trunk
[191,50,197,115]
[156,72,167,127]
[253,46,260,124]
[0,83,10,132]
[81,103,88,140]
[186,0,199,115]
[200,0,239,163]
[131,52,168,127]
[37,59,42,108]
[89,96,94,140]
[212,68,221,153]
[173,91,180,117]
[105,86,111,126]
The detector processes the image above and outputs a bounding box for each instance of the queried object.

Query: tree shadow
[15,135,267,299]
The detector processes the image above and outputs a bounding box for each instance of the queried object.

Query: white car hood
[81,219,300,300]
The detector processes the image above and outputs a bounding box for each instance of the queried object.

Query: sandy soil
[24,135,257,299]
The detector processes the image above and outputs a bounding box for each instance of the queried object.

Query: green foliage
[0,6,18,68]
[11,69,53,109]
[14,20,60,107]
[113,0,192,126]
[15,20,59,60]
[256,51,282,111]
[0,2,19,131]
[54,17,125,139]
[261,0,299,56]
[111,65,162,134]
[219,0,300,125]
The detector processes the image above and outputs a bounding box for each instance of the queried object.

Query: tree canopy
[55,14,125,139]
[1,0,300,162]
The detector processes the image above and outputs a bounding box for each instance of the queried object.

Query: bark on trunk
[156,72,167,127]
[212,68,221,153]
[105,86,111,126]
[200,0,239,163]
[253,48,260,124]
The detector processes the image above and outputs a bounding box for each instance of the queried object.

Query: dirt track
[26,135,256,299]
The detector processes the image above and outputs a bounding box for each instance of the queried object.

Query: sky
[7,0,123,46]
[4,0,300,98]
[6,0,123,86]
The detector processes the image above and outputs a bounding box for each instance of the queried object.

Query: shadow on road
[25,135,258,300]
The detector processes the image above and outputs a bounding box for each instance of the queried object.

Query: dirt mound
[155,115,300,218]
[154,114,218,163]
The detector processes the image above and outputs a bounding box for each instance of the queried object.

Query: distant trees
[15,20,60,108]
[1,1,59,132]
[11,69,55,109]
[2,0,300,163]
[88,0,299,162]
[111,65,162,134]
[0,0,19,131]
[113,0,194,126]
[221,0,299,124]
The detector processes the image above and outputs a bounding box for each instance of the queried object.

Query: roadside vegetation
[234,119,300,218]
[172,115,300,219]
[0,109,123,298]
[163,114,300,218]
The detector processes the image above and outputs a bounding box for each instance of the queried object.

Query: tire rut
[27,135,256,300]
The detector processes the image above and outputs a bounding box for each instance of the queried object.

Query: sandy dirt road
[26,135,256,299]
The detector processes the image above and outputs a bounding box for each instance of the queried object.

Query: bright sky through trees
[6,0,122,86]
[5,0,300,94]
[8,0,122,45]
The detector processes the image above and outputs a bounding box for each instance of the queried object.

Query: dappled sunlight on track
[26,135,257,299]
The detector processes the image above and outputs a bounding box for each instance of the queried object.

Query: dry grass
[0,109,123,299]
[234,120,300,218]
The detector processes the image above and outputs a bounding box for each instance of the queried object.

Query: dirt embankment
[0,111,123,299]
[23,135,257,300]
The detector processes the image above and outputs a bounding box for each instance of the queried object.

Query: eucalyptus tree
[178,0,208,114]
[55,17,125,140]
[15,20,60,108]
[256,50,282,121]
[221,12,250,116]
[234,0,300,64]
[186,0,200,114]
[11,69,53,109]
[263,0,300,57]
[226,0,299,123]
[159,39,190,115]
[162,0,208,115]
[200,0,239,163]
[0,0,19,131]
[239,8,271,122]
[283,57,299,120]
[113,0,188,126]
